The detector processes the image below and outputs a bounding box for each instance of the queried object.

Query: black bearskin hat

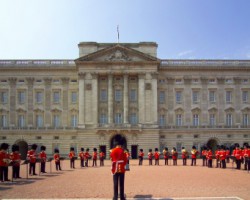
[12,144,19,152]
[234,143,239,148]
[140,149,143,152]
[155,148,158,151]
[31,144,37,150]
[70,147,74,151]
[165,147,168,151]
[93,148,97,151]
[81,147,84,151]
[182,147,185,149]
[41,145,46,151]
[149,149,152,152]
[86,148,89,151]
[113,135,125,146]
[192,146,196,149]
[173,147,176,151]
[54,148,59,153]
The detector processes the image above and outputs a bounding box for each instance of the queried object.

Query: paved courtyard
[0,159,249,200]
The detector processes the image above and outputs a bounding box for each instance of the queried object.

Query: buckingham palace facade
[0,42,250,158]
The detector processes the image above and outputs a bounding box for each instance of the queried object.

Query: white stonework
[0,42,250,159]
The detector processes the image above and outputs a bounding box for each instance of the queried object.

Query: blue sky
[0,0,250,60]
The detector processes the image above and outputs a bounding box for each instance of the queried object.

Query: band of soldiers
[0,142,250,182]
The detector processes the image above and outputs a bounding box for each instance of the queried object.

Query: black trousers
[41,161,46,172]
[85,159,89,167]
[173,159,177,165]
[165,158,169,165]
[182,158,187,165]
[70,159,75,168]
[155,159,159,165]
[113,173,125,200]
[0,166,9,181]
[80,159,85,167]
[202,157,207,166]
[55,161,61,170]
[149,159,152,165]
[221,160,226,168]
[29,162,36,175]
[236,159,241,169]
[191,158,196,166]
[92,159,97,167]
[208,159,212,168]
[139,157,143,165]
[12,165,20,178]
[100,158,104,166]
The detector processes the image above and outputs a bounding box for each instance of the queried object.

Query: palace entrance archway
[207,138,218,153]
[15,140,28,160]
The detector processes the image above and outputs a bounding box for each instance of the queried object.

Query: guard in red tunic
[79,147,85,167]
[191,146,198,166]
[242,143,249,170]
[232,143,242,170]
[148,149,153,165]
[27,144,38,175]
[110,135,127,200]
[206,147,213,168]
[0,143,10,182]
[39,145,47,173]
[92,148,98,167]
[99,150,105,166]
[172,147,178,166]
[154,148,160,165]
[181,147,188,166]
[10,144,21,179]
[201,146,208,166]
[54,149,61,171]
[138,149,144,165]
[68,147,75,169]
[163,147,169,165]
[219,145,226,169]
[226,147,230,163]
[215,145,221,168]
[84,148,90,167]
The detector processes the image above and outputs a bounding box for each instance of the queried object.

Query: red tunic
[139,152,144,157]
[206,151,213,160]
[54,153,60,163]
[68,151,75,159]
[84,152,90,159]
[99,152,105,159]
[148,152,153,160]
[163,150,169,159]
[181,150,187,159]
[79,152,85,160]
[10,152,21,166]
[202,150,207,157]
[93,152,97,160]
[0,151,10,167]
[191,150,198,159]
[215,150,220,160]
[154,152,160,160]
[40,151,47,162]
[172,151,178,160]
[27,150,36,163]
[110,147,127,174]
[219,150,226,160]
[232,149,242,160]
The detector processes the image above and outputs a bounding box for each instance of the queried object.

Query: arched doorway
[110,134,127,150]
[207,138,218,153]
[15,140,28,160]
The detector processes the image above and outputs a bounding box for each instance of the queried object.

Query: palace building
[0,42,250,158]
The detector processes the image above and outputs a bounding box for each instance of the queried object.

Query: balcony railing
[0,60,75,67]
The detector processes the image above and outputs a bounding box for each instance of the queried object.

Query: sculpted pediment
[75,44,159,63]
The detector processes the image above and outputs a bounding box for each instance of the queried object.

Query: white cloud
[178,50,193,57]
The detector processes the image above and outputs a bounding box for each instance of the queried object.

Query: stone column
[166,77,174,125]
[44,78,52,127]
[78,73,85,128]
[8,77,17,126]
[62,77,70,127]
[201,77,208,125]
[217,77,225,125]
[123,74,129,124]
[108,73,113,124]
[26,77,34,127]
[184,76,192,126]
[151,73,158,124]
[92,73,98,126]
[138,73,145,124]
[234,77,241,125]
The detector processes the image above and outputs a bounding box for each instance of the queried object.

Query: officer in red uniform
[148,149,153,165]
[84,148,90,167]
[68,147,76,169]
[172,147,178,166]
[154,148,160,165]
[39,145,47,173]
[10,144,21,179]
[110,135,127,200]
[181,147,188,166]
[242,143,249,170]
[92,148,98,167]
[226,147,230,163]
[219,145,226,169]
[232,143,242,170]
[163,147,169,165]
[54,148,61,171]
[27,144,38,175]
[201,146,208,166]
[99,150,105,166]
[79,147,85,167]
[191,146,198,166]
[138,149,144,165]
[206,147,213,168]
[0,143,10,182]
[215,145,221,168]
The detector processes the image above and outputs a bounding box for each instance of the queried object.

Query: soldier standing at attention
[220,145,226,169]
[110,135,127,200]
[10,144,21,179]
[201,146,208,166]
[54,149,61,171]
[181,147,188,166]
[92,148,98,167]
[99,150,105,166]
[163,147,169,165]
[172,147,178,166]
[206,147,213,168]
[84,148,90,167]
[232,143,242,170]
[191,146,198,166]
[39,145,47,173]
[0,143,10,182]
[154,148,160,165]
[68,147,76,169]
[148,149,153,165]
[27,144,38,175]
[79,147,85,167]
[138,149,144,165]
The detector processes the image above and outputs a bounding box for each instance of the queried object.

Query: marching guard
[201,146,208,166]
[154,148,160,165]
[79,148,85,167]
[215,145,221,168]
[0,143,10,182]
[232,143,242,170]
[181,147,188,166]
[10,144,21,179]
[219,145,226,169]
[68,147,76,169]
[39,145,47,173]
[99,150,105,166]
[206,147,213,168]
[84,148,90,167]
[242,143,249,171]
[191,146,198,166]
[138,149,144,165]
[27,144,38,175]
[148,149,153,165]
[92,148,97,167]
[163,147,169,165]
[54,149,61,171]
[172,147,178,166]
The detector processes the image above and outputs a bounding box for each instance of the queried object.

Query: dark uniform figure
[163,147,169,165]
[99,150,105,166]
[201,146,208,166]
[85,148,90,167]
[79,148,85,167]
[172,147,178,166]
[0,143,10,182]
[138,149,144,165]
[10,144,21,179]
[40,145,47,173]
[232,143,242,170]
[54,149,61,171]
[181,147,188,166]
[68,147,75,169]
[110,135,127,200]
[154,148,160,165]
[191,146,198,166]
[148,149,153,165]
[92,148,97,167]
[27,144,38,175]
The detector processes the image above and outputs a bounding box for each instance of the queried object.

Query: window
[243,114,249,126]
[36,115,43,128]
[71,92,77,103]
[193,114,199,126]
[159,91,165,104]
[71,115,78,127]
[159,115,165,126]
[0,92,8,104]
[193,79,199,83]
[18,91,25,104]
[53,115,60,127]
[209,79,215,83]
[35,92,43,103]
[242,79,248,83]
[176,142,182,153]
[209,91,216,103]
[176,91,182,103]
[0,115,8,128]
[175,79,182,84]
[99,114,107,124]
[209,114,216,126]
[130,89,137,102]
[226,91,232,103]
[176,114,182,126]
[226,114,233,127]
[130,113,137,125]
[242,91,248,103]
[100,90,107,102]
[18,115,25,128]
[192,91,199,104]
[115,90,122,102]
[225,79,232,83]
[115,113,122,124]
[53,92,60,103]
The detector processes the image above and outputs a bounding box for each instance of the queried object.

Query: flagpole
[117,25,119,43]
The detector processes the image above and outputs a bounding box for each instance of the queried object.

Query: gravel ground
[0,159,249,200]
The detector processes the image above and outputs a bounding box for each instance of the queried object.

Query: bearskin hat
[81,147,84,151]
[93,148,97,151]
[182,147,185,149]
[70,147,74,151]
[173,147,176,151]
[155,148,158,151]
[54,148,59,153]
[165,147,168,151]
[234,143,240,148]
[31,144,37,150]
[41,145,46,151]
[149,149,152,152]
[86,148,89,151]
[140,149,143,152]
[12,144,19,152]
[113,135,125,146]
[192,146,196,149]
